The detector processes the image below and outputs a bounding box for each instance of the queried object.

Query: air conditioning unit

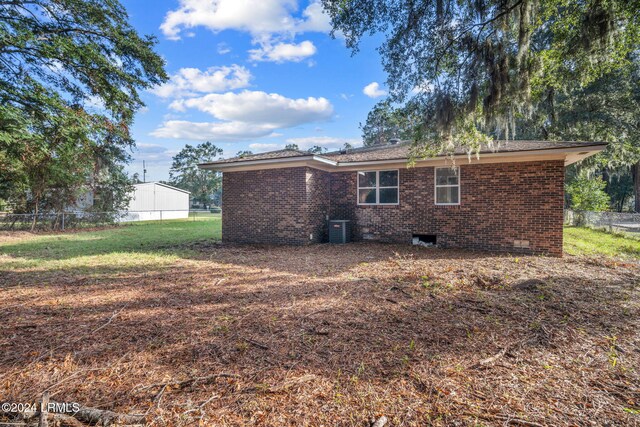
[329,220,351,244]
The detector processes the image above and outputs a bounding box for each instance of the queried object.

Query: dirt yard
[1,234,639,426]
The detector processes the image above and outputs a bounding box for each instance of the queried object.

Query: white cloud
[151,120,277,141]
[217,42,232,54]
[161,0,330,40]
[152,90,334,142]
[160,0,330,63]
[296,1,332,32]
[169,90,333,128]
[249,143,281,152]
[135,143,179,164]
[249,40,316,63]
[363,82,387,98]
[152,65,252,98]
[285,136,361,151]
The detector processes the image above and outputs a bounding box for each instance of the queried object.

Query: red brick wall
[329,161,565,255]
[305,168,330,243]
[222,161,565,255]
[222,167,308,245]
[222,167,330,245]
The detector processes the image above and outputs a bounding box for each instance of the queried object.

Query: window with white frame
[435,167,460,205]
[357,170,399,205]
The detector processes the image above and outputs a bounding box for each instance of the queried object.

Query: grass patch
[564,226,640,259]
[0,216,221,272]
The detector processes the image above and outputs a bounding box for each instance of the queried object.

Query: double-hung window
[357,170,399,205]
[435,167,460,205]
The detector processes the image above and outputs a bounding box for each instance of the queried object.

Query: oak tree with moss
[0,0,167,226]
[323,0,640,153]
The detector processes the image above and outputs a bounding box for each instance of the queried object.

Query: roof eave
[197,143,607,172]
[198,154,321,171]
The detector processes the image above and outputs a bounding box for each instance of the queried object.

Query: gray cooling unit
[329,220,351,244]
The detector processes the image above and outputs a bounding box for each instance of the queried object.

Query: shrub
[566,175,611,212]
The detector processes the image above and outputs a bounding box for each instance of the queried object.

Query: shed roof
[133,182,191,194]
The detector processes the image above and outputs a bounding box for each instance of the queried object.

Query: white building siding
[120,183,190,222]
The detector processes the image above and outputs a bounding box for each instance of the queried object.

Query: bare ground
[1,243,639,426]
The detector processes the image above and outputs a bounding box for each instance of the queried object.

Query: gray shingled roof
[199,140,605,168]
[322,140,605,163]
[204,149,310,165]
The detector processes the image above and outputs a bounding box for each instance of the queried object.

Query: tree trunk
[634,162,640,213]
[31,194,40,232]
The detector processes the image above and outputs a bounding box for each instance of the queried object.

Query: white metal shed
[121,182,190,222]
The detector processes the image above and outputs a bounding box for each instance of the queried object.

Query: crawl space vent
[412,234,437,247]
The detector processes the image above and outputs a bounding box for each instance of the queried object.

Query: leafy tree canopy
[0,0,166,122]
[566,173,611,211]
[307,145,328,154]
[236,150,253,158]
[284,143,300,150]
[169,142,223,208]
[323,0,640,151]
[361,100,419,146]
[0,0,167,219]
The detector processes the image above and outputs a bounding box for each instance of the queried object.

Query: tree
[0,0,167,223]
[519,58,640,211]
[323,0,640,150]
[307,146,327,154]
[284,143,300,150]
[169,142,223,208]
[236,150,253,158]
[360,100,415,146]
[566,174,610,212]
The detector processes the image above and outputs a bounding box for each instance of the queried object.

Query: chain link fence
[564,209,640,234]
[0,209,221,231]
[0,211,118,231]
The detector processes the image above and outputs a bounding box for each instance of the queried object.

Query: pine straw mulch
[1,243,639,426]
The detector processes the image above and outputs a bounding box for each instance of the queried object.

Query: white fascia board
[338,145,606,167]
[198,144,606,172]
[199,155,315,171]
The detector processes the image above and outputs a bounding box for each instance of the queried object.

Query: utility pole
[143,160,147,183]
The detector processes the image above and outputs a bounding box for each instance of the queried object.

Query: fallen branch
[134,373,240,394]
[471,340,524,369]
[182,393,220,416]
[67,405,145,426]
[243,337,269,350]
[462,412,544,427]
[47,413,85,427]
[17,397,144,427]
[38,392,49,427]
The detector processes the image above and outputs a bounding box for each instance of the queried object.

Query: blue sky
[122,0,388,181]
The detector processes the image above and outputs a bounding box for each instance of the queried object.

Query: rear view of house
[199,141,606,256]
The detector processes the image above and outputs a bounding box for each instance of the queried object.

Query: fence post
[160,210,163,222]
[61,212,65,231]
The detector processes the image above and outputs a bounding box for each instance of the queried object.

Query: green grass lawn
[0,215,221,273]
[564,226,640,259]
[2,219,638,275]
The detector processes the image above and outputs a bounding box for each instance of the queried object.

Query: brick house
[199,141,605,255]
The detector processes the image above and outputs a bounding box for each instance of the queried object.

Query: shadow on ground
[1,243,639,426]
